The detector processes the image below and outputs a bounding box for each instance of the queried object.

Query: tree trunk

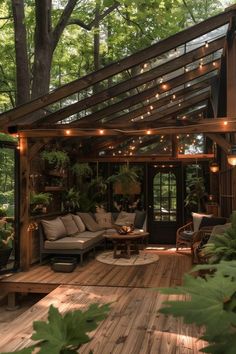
[93,1,101,95]
[11,0,30,105]
[31,0,53,99]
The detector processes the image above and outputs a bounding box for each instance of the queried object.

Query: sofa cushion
[72,214,86,232]
[44,231,104,250]
[134,210,146,229]
[199,216,227,229]
[208,223,231,242]
[41,217,67,241]
[192,212,212,232]
[115,211,136,226]
[95,212,113,229]
[77,212,103,231]
[60,214,79,236]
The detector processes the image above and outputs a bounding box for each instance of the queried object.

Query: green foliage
[0,303,110,354]
[201,211,236,263]
[107,164,139,195]
[71,162,93,179]
[159,260,236,354]
[30,192,52,206]
[62,187,80,212]
[0,217,14,249]
[184,175,206,212]
[41,150,69,170]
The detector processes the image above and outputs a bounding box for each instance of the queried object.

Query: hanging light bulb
[209,142,219,173]
[227,145,236,166]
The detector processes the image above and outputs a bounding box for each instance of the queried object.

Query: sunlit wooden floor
[0,247,207,353]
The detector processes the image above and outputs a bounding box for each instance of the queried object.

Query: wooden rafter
[31,37,224,127]
[206,133,231,153]
[15,117,236,137]
[0,8,233,128]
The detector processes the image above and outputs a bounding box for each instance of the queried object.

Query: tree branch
[67,1,120,31]
[52,0,78,49]
[182,0,197,24]
[0,16,13,20]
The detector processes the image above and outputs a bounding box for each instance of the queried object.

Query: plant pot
[114,181,141,195]
[0,247,12,268]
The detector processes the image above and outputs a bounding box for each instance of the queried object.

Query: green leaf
[159,261,236,353]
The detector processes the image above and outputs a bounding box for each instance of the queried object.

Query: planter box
[51,257,77,272]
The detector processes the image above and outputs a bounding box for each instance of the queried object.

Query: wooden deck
[0,248,207,353]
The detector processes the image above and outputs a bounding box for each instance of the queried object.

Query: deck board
[0,249,192,292]
[0,284,206,353]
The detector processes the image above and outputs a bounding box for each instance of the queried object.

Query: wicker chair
[176,221,194,251]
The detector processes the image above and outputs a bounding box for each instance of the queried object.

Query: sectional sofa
[39,210,146,265]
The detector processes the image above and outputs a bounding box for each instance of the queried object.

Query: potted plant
[0,217,14,269]
[62,187,80,213]
[184,175,207,213]
[30,192,52,214]
[41,149,69,174]
[107,164,140,195]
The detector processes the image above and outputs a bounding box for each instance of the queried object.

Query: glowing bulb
[155,93,160,98]
[205,41,209,48]
[224,121,228,126]
[99,129,104,134]
[65,129,71,135]
[150,105,154,110]
[146,130,151,135]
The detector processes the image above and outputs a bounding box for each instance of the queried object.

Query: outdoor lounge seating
[39,211,147,265]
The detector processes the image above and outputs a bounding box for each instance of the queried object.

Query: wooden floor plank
[0,285,207,353]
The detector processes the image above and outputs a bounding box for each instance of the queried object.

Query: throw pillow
[192,212,212,232]
[115,211,136,226]
[72,214,86,232]
[199,216,227,229]
[95,212,113,229]
[41,217,67,241]
[134,210,146,229]
[77,212,103,232]
[60,214,79,236]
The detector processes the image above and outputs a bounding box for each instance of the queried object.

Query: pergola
[0,5,236,270]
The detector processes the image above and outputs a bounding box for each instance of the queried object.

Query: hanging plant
[41,150,69,171]
[107,164,140,195]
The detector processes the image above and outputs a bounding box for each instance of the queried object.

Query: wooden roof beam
[31,37,224,127]
[57,60,219,129]
[0,9,233,126]
[14,117,236,137]
[206,133,231,153]
[76,154,214,163]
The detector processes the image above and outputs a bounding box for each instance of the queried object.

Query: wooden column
[171,134,178,158]
[226,17,236,211]
[19,137,30,270]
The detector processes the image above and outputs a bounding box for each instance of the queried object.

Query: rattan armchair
[176,221,194,251]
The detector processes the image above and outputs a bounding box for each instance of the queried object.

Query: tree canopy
[0,0,235,111]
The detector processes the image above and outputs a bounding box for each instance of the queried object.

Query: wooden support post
[227,17,236,117]
[171,135,178,158]
[6,292,19,311]
[19,137,30,270]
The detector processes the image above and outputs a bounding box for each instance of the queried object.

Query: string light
[223,121,228,126]
[155,93,160,98]
[146,130,151,135]
[65,129,71,135]
[205,41,209,48]
[99,129,104,134]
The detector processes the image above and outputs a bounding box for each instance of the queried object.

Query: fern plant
[41,150,69,170]
[159,260,236,354]
[201,211,236,263]
[106,164,139,195]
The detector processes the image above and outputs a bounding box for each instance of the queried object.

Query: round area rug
[96,251,159,266]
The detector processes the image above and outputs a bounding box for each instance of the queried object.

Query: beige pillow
[77,212,103,232]
[60,214,79,236]
[192,212,212,232]
[115,211,135,226]
[41,217,67,241]
[72,214,86,232]
[95,212,113,229]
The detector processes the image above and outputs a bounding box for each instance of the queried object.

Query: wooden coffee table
[104,231,149,259]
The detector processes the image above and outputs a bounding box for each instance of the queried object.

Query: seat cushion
[199,216,227,229]
[77,212,103,232]
[60,214,79,235]
[72,214,86,232]
[115,211,136,226]
[44,231,104,250]
[94,212,113,228]
[192,212,212,232]
[41,218,67,241]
